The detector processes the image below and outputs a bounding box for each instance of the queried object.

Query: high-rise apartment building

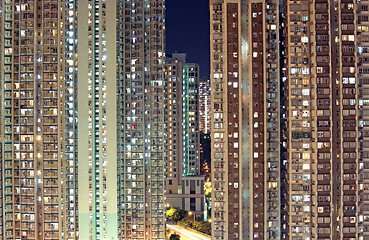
[78,0,118,239]
[358,1,369,239]
[284,0,368,239]
[210,1,244,239]
[117,1,166,239]
[165,53,200,178]
[284,2,318,240]
[165,53,185,185]
[210,0,281,239]
[0,1,166,239]
[211,0,369,239]
[182,63,200,176]
[0,1,78,239]
[183,63,201,176]
[165,53,204,217]
[199,77,211,134]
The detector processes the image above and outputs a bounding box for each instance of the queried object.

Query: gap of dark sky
[166,0,210,78]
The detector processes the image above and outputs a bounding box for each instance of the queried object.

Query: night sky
[166,0,210,78]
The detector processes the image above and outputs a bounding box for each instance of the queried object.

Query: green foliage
[169,233,181,240]
[179,216,211,235]
[196,221,211,235]
[166,207,211,235]
[166,207,186,222]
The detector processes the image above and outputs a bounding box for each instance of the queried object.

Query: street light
[188,211,195,225]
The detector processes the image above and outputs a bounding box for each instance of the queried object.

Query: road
[167,224,211,240]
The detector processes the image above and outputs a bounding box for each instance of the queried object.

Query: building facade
[284,0,366,239]
[0,1,167,240]
[77,0,118,239]
[165,53,185,192]
[0,1,78,239]
[165,54,204,218]
[199,77,211,134]
[358,0,369,238]
[117,0,166,239]
[182,63,201,176]
[211,0,369,239]
[210,0,281,239]
[210,1,245,239]
[167,176,205,218]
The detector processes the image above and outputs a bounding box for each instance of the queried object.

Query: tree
[166,207,186,222]
[179,217,211,236]
[197,221,211,235]
[169,233,181,240]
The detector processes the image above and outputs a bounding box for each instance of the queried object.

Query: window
[291,68,300,75]
[342,35,355,41]
[302,89,310,95]
[342,77,356,84]
[316,35,329,41]
[301,36,309,43]
[302,68,309,74]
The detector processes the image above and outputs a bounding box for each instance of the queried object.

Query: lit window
[302,153,310,159]
[301,36,309,43]
[302,78,309,84]
[302,111,310,117]
[291,68,300,75]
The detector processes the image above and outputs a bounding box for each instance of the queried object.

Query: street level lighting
[188,211,195,225]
